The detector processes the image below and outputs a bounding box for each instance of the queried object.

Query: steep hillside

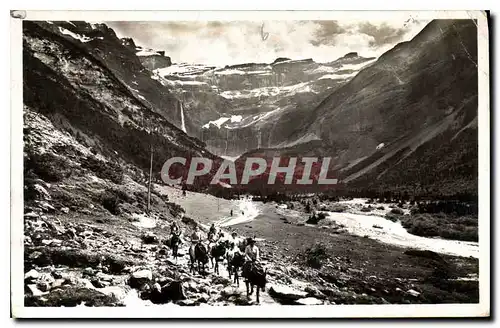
[23,20,217,183]
[26,21,190,132]
[242,19,478,197]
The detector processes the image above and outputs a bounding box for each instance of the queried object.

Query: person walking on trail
[230,209,233,217]
[170,222,181,237]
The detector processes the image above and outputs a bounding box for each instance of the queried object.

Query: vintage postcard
[10,10,490,318]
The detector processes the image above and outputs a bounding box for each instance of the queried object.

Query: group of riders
[169,221,260,270]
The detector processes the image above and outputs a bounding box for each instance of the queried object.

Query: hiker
[226,232,245,285]
[170,221,181,237]
[230,209,233,217]
[169,222,182,260]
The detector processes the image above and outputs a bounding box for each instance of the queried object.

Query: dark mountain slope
[240,19,478,197]
[26,21,187,130]
[23,20,216,178]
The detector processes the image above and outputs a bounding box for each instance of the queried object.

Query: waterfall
[180,102,187,133]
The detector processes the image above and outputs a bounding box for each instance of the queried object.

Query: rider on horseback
[191,225,202,246]
[242,237,265,299]
[208,223,217,240]
[229,232,239,251]
[244,237,260,263]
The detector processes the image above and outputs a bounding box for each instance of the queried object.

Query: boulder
[98,285,131,302]
[142,280,186,304]
[176,299,198,306]
[91,279,107,288]
[51,278,66,289]
[162,281,186,301]
[83,267,95,276]
[304,285,326,299]
[25,286,121,307]
[128,269,153,289]
[51,270,63,279]
[268,284,308,303]
[221,286,241,298]
[24,269,39,281]
[37,281,52,292]
[25,284,48,297]
[141,233,159,244]
[295,297,323,305]
[211,275,231,287]
[197,293,210,303]
[407,289,421,297]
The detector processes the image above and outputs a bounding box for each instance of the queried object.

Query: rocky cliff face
[150,54,376,157]
[134,45,173,70]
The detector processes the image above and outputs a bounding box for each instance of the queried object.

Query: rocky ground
[23,201,332,307]
[23,185,479,307]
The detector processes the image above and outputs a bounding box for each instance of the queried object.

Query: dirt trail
[156,185,261,227]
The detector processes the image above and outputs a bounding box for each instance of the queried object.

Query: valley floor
[23,185,479,309]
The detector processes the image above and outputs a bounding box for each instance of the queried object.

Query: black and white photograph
[10,10,490,318]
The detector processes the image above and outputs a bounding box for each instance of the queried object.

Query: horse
[209,240,227,275]
[189,242,209,275]
[242,261,267,304]
[226,250,245,286]
[169,234,181,261]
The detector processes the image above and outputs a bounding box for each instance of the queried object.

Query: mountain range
[22,19,478,198]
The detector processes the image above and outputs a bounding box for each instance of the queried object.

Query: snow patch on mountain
[319,72,358,80]
[214,69,246,75]
[155,63,216,77]
[136,48,162,56]
[162,79,208,87]
[58,26,92,43]
[220,82,316,100]
[202,115,244,129]
[340,59,377,71]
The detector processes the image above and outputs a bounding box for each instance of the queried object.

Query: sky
[106,18,430,66]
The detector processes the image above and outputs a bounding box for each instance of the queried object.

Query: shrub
[329,204,348,212]
[99,188,133,215]
[361,206,372,212]
[306,212,327,225]
[399,213,478,242]
[305,203,312,213]
[167,202,185,218]
[100,192,121,215]
[390,208,404,215]
[181,216,197,228]
[304,243,329,269]
[24,151,72,183]
[82,155,124,184]
[385,212,403,222]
